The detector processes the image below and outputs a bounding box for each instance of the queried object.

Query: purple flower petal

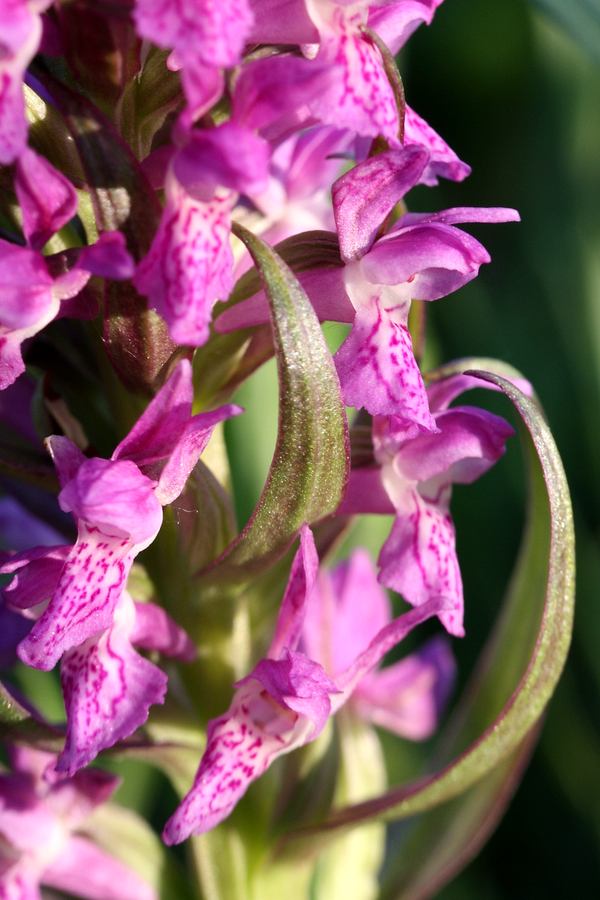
[76,232,135,280]
[333,145,429,261]
[334,291,436,426]
[15,147,78,250]
[337,467,396,516]
[302,548,391,675]
[0,2,48,164]
[17,525,139,670]
[45,435,87,489]
[268,525,319,658]
[131,602,196,662]
[2,546,68,609]
[378,490,464,636]
[404,105,471,186]
[134,171,236,347]
[354,635,456,739]
[56,593,168,775]
[367,0,445,55]
[134,0,253,69]
[163,650,338,842]
[43,835,156,900]
[58,458,163,545]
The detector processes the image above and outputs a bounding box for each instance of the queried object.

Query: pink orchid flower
[340,377,515,636]
[163,526,447,842]
[0,745,155,899]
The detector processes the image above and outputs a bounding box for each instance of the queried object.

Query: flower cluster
[0,0,532,894]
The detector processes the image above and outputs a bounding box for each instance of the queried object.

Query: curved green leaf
[280,360,574,846]
[197,223,349,585]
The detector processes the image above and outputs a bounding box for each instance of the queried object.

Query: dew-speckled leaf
[280,360,574,851]
[197,224,349,584]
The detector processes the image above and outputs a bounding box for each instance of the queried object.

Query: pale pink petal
[15,147,78,250]
[403,105,471,186]
[43,835,156,900]
[378,490,464,636]
[334,294,435,427]
[131,601,196,662]
[303,549,391,675]
[426,372,534,413]
[163,651,338,842]
[179,63,224,125]
[56,594,167,775]
[268,525,318,659]
[134,172,236,347]
[333,596,450,703]
[354,635,455,739]
[333,145,429,261]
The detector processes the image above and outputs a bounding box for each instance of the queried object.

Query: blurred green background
[226,0,600,895]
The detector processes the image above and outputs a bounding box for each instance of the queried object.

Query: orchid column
[0,2,574,899]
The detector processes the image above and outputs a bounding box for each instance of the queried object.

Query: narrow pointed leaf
[280,360,574,847]
[198,224,349,584]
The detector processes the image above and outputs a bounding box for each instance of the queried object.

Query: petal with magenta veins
[333,145,429,261]
[15,147,78,251]
[134,174,236,347]
[403,105,471,186]
[334,292,436,427]
[17,525,138,670]
[131,601,196,662]
[353,635,456,739]
[56,593,168,775]
[378,489,464,637]
[308,6,400,141]
[134,0,253,69]
[163,651,338,842]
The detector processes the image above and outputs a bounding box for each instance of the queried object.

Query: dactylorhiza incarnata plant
[0,1,574,897]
